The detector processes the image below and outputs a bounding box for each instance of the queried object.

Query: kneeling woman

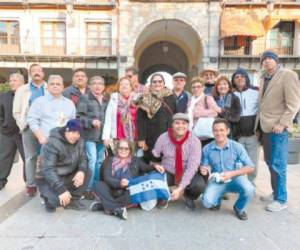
[91,139,158,220]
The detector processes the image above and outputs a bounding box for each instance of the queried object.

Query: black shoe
[233,206,248,221]
[83,191,95,200]
[184,196,196,211]
[0,180,7,190]
[157,200,168,209]
[222,194,230,200]
[65,199,87,211]
[44,200,56,213]
[209,204,221,211]
[114,207,128,220]
[90,201,104,212]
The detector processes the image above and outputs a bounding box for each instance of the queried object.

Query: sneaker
[260,193,274,202]
[90,201,104,212]
[65,199,87,211]
[83,191,95,200]
[184,196,196,211]
[233,206,248,221]
[209,204,221,211]
[26,186,37,197]
[157,200,168,209]
[266,201,288,212]
[114,207,128,220]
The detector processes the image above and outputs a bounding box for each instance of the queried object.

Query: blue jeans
[202,175,255,212]
[85,141,105,191]
[262,130,289,203]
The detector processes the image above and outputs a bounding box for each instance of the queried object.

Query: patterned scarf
[167,128,190,185]
[111,156,132,178]
[136,87,173,119]
[118,94,136,141]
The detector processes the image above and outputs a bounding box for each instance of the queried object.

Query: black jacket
[37,127,88,194]
[137,95,176,151]
[0,91,20,135]
[101,156,154,190]
[215,93,241,139]
[63,85,90,107]
[77,92,110,142]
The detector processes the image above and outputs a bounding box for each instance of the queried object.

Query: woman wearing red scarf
[151,113,206,210]
[102,77,138,151]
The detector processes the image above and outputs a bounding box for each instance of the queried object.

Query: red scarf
[167,128,190,185]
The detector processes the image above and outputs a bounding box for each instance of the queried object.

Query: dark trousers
[166,172,207,200]
[93,181,131,212]
[0,132,25,186]
[36,170,90,208]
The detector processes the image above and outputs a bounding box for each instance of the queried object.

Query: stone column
[294,22,300,56]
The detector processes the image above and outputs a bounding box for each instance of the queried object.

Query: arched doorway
[134,19,203,83]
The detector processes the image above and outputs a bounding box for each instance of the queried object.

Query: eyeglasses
[118,147,130,151]
[152,80,163,84]
[192,85,202,89]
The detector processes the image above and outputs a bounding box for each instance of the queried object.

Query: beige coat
[255,67,300,133]
[13,83,47,132]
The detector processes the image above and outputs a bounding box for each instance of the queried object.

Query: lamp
[266,0,274,14]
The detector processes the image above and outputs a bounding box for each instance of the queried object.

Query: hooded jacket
[232,68,259,137]
[36,127,88,195]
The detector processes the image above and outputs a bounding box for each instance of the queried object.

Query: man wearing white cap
[172,72,190,113]
[200,68,219,95]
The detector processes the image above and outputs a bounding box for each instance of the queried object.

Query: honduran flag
[128,172,170,206]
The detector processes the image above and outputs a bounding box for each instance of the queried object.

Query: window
[41,21,66,54]
[268,21,294,55]
[0,21,20,53]
[223,36,251,56]
[86,22,111,55]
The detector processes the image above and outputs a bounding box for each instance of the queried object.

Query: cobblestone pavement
[0,156,300,250]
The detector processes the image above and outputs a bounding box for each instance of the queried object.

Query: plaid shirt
[152,132,201,189]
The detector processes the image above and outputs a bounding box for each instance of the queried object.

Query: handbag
[192,96,215,139]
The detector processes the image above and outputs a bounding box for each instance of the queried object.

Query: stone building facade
[0,0,300,86]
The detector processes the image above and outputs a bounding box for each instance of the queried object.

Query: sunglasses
[118,147,130,151]
[152,80,163,84]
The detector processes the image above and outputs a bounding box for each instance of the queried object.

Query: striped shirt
[152,132,201,189]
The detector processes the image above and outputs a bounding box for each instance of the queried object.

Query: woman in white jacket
[102,77,137,150]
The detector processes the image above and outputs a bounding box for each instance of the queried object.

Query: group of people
[0,50,299,221]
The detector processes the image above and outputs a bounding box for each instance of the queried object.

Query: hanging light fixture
[162,20,168,54]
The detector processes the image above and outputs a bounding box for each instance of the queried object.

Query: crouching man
[151,113,206,210]
[36,119,90,212]
[200,118,255,220]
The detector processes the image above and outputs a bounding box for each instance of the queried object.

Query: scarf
[118,94,136,141]
[136,87,173,119]
[111,156,132,178]
[187,94,203,130]
[167,128,190,185]
[92,92,103,104]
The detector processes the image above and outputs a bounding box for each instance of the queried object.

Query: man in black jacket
[36,119,90,212]
[0,73,25,190]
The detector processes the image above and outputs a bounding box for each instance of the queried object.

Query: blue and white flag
[128,172,170,206]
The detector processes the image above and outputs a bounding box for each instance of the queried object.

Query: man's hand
[153,164,165,174]
[58,191,72,207]
[72,171,85,188]
[38,134,47,145]
[171,187,184,201]
[200,166,209,176]
[92,119,101,128]
[103,139,111,148]
[219,171,234,182]
[138,141,148,151]
[272,124,285,134]
[120,178,129,188]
